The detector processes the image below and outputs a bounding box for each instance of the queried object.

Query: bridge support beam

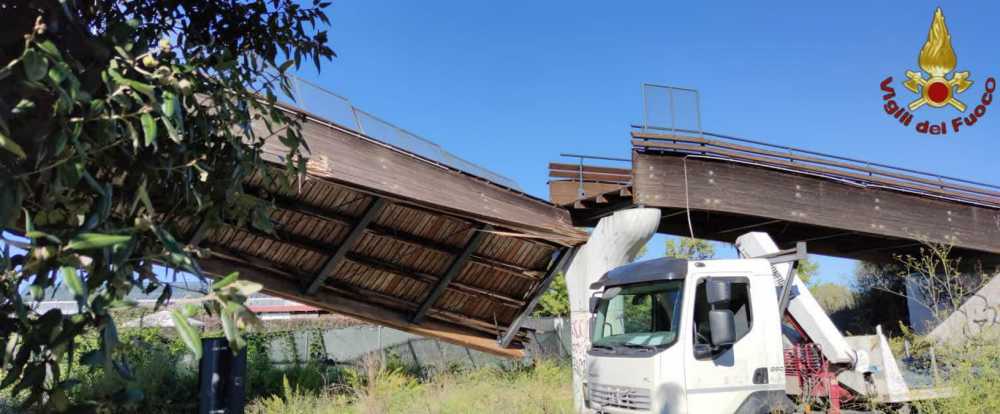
[412,224,491,324]
[498,246,576,348]
[305,197,386,295]
[198,256,525,358]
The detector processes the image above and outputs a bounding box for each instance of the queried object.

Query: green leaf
[134,179,154,214]
[161,91,179,118]
[67,232,132,251]
[221,309,241,351]
[229,280,262,297]
[140,112,157,146]
[162,115,182,143]
[107,68,155,98]
[48,64,67,84]
[36,40,61,58]
[22,49,47,81]
[171,309,202,359]
[212,272,239,290]
[0,130,26,159]
[12,99,34,115]
[25,230,60,244]
[278,59,295,72]
[61,267,85,300]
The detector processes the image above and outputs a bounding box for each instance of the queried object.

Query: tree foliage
[0,0,333,410]
[796,256,819,285]
[664,237,714,260]
[809,282,854,313]
[533,272,570,317]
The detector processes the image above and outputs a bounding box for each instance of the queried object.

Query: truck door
[683,275,764,413]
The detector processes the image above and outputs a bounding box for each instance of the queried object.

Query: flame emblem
[903,8,972,111]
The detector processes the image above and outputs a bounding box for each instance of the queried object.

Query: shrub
[911,337,1000,413]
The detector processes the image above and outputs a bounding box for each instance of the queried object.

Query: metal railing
[633,125,1000,200]
[556,153,630,198]
[634,82,999,205]
[641,83,702,137]
[285,75,522,190]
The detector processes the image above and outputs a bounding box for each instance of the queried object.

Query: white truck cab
[584,257,790,413]
[581,232,913,414]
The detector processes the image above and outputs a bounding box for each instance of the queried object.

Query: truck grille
[588,383,651,411]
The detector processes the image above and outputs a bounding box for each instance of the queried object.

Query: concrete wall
[928,273,1000,344]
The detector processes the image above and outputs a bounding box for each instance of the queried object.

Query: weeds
[910,336,1000,413]
[245,359,573,414]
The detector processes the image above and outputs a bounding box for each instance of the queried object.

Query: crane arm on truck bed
[734,232,861,367]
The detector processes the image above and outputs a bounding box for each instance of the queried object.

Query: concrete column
[927,272,1000,344]
[564,208,661,412]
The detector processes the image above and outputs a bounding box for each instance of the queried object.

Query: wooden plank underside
[633,153,1000,255]
[412,224,490,323]
[199,256,524,358]
[549,180,626,206]
[259,117,585,245]
[305,197,386,294]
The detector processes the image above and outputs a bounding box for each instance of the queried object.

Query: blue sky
[292,2,999,285]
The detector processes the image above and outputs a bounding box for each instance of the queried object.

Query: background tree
[534,272,570,317]
[809,282,855,314]
[534,237,652,318]
[0,1,333,410]
[664,237,714,260]
[796,256,819,285]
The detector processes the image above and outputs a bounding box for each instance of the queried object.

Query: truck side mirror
[589,296,601,314]
[708,309,736,347]
[706,279,732,304]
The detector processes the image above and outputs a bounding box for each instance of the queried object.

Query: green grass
[246,360,573,414]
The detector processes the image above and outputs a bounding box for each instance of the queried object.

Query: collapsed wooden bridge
[183,100,585,358]
[183,79,998,358]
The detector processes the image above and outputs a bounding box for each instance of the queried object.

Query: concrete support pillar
[564,208,661,412]
[927,272,1000,344]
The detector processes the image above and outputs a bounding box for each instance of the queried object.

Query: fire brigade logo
[902,8,971,111]
[879,8,995,135]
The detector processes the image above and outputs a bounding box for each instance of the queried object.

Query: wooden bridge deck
[186,104,585,357]
[554,131,1000,268]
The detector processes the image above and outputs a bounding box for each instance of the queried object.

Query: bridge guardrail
[632,128,1000,208]
[635,83,999,208]
[286,75,522,191]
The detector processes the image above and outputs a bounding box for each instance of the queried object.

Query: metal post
[577,157,585,198]
[199,338,247,414]
[498,247,576,348]
[694,90,703,138]
[668,87,676,137]
[930,346,940,385]
[378,325,385,365]
[641,84,648,131]
[351,107,366,135]
[777,242,807,317]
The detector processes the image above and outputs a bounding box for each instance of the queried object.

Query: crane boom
[735,232,860,367]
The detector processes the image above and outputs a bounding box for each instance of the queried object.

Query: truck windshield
[591,281,684,351]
